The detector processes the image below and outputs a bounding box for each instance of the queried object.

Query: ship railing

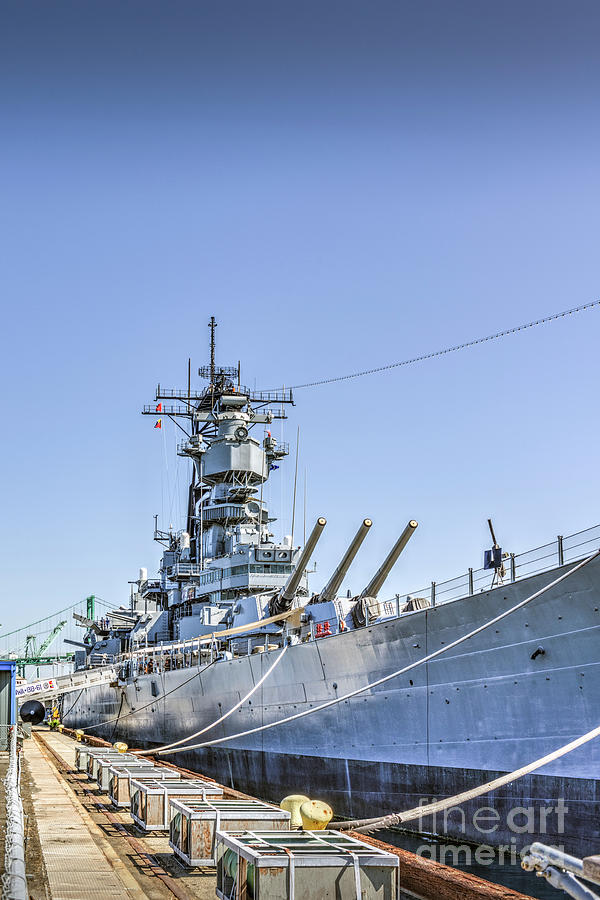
[153,386,293,405]
[167,562,294,586]
[249,388,294,405]
[112,523,600,668]
[269,440,290,454]
[142,403,191,416]
[155,388,208,400]
[118,615,351,670]
[117,635,219,668]
[388,522,600,612]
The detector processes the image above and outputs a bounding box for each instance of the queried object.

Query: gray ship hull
[64,558,600,854]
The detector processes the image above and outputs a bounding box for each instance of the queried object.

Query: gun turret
[317,519,372,603]
[269,517,327,615]
[352,520,418,627]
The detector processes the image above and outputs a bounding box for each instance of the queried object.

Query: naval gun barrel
[318,519,373,603]
[360,520,418,599]
[270,517,327,615]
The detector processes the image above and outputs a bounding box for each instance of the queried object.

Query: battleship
[62,318,600,855]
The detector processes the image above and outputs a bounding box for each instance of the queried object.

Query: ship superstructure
[85,319,418,666]
[142,316,301,646]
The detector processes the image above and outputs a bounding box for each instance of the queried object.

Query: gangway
[15,665,118,704]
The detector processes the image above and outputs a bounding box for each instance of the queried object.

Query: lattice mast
[142,318,294,567]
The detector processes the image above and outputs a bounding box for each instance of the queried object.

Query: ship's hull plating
[64,559,600,853]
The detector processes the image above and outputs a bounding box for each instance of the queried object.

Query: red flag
[156,402,162,412]
[154,419,162,429]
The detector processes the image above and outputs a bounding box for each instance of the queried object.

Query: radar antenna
[209,315,217,388]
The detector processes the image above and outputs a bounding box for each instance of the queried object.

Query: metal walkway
[25,736,138,899]
[16,666,117,704]
[24,730,217,899]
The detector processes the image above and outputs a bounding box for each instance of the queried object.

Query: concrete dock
[6,727,535,900]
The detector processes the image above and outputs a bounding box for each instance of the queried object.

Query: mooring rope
[77,665,206,731]
[71,607,302,734]
[74,642,287,740]
[135,645,288,755]
[158,549,600,754]
[336,723,600,833]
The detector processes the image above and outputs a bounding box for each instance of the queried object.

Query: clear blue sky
[1,1,600,639]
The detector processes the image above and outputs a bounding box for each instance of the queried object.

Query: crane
[16,620,73,677]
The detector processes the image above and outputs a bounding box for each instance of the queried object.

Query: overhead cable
[0,597,115,641]
[287,299,600,390]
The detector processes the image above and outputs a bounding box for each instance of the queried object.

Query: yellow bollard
[75,729,84,742]
[280,794,310,829]
[300,799,333,830]
[113,741,128,753]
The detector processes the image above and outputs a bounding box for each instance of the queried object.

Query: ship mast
[209,315,216,408]
[209,316,216,385]
[141,317,295,575]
